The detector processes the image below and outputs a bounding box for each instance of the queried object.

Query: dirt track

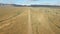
[0,7,60,34]
[0,7,28,34]
[31,7,60,34]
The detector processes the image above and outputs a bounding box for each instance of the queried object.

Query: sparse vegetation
[0,7,60,34]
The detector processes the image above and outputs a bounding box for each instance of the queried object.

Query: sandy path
[28,8,33,34]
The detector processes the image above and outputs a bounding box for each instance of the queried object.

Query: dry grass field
[0,7,60,34]
[0,7,28,34]
[30,7,60,34]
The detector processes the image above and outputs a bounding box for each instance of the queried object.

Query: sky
[0,0,60,5]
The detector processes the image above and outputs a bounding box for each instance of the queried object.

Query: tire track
[0,11,24,29]
[0,11,23,22]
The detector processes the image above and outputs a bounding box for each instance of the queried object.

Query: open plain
[0,7,60,34]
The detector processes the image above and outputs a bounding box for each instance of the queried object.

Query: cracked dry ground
[0,7,60,34]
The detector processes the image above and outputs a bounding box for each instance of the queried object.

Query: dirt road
[0,7,60,34]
